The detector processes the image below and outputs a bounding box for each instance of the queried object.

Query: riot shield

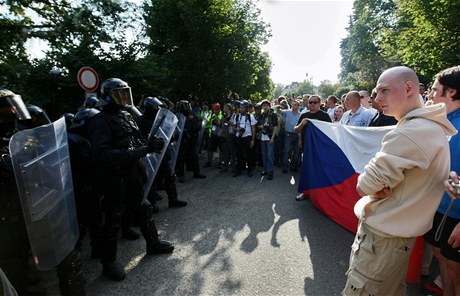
[194,117,207,156]
[141,108,178,203]
[9,117,79,271]
[168,112,186,175]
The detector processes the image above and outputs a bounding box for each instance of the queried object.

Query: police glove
[128,146,149,160]
[147,136,164,153]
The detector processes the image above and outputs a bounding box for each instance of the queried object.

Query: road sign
[77,67,99,92]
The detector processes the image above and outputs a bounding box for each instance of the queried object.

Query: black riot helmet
[98,78,133,107]
[144,97,164,110]
[124,104,142,118]
[176,100,192,115]
[63,113,75,128]
[71,108,100,129]
[0,89,31,123]
[27,104,51,125]
[83,96,99,108]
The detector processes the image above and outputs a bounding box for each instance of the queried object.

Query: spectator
[333,105,345,123]
[342,66,456,295]
[424,65,460,296]
[294,95,332,201]
[253,102,263,170]
[219,103,236,172]
[259,100,278,180]
[281,99,301,174]
[339,91,374,126]
[359,90,378,115]
[204,103,223,167]
[368,89,398,127]
[325,95,338,120]
[230,100,257,177]
[300,94,310,114]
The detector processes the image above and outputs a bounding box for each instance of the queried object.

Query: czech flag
[298,120,394,232]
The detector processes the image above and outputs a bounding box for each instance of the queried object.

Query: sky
[257,0,354,85]
[21,0,355,86]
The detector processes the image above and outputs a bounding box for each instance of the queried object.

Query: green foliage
[388,0,460,81]
[340,0,460,88]
[1,0,273,118]
[143,0,273,101]
[339,0,398,89]
[318,80,336,99]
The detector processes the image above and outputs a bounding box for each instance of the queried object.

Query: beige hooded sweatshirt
[354,104,457,238]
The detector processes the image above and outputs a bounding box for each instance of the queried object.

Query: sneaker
[267,175,273,180]
[103,261,126,281]
[295,193,309,201]
[422,282,443,295]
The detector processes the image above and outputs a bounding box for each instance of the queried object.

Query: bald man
[342,66,457,296]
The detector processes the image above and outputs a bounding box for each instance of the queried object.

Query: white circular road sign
[77,67,99,92]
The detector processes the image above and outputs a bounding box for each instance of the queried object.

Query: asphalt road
[42,158,434,295]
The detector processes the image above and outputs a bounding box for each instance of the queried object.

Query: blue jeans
[261,140,274,175]
[282,132,299,171]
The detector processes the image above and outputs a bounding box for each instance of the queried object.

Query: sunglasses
[308,101,319,104]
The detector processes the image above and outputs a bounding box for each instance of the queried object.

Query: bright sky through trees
[258,0,354,85]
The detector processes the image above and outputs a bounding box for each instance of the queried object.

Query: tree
[1,0,142,117]
[142,0,272,101]
[318,80,335,99]
[339,0,398,89]
[383,0,460,82]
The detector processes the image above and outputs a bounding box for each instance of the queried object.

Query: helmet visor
[0,95,31,123]
[110,87,133,106]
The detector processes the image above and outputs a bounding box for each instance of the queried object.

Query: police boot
[89,225,103,259]
[140,205,174,255]
[57,250,86,296]
[121,211,140,240]
[101,209,126,281]
[102,260,126,282]
[193,167,206,179]
[165,176,187,208]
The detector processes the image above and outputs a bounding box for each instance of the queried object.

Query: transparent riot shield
[194,117,207,156]
[168,112,186,175]
[9,117,79,271]
[141,108,178,203]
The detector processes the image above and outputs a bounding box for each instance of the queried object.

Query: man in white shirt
[359,90,378,115]
[340,91,374,127]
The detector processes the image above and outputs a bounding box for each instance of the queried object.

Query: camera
[451,181,460,197]
[236,128,245,137]
[262,123,270,135]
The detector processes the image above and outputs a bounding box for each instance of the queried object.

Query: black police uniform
[87,103,173,281]
[136,107,187,208]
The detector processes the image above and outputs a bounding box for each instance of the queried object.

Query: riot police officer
[176,100,206,182]
[137,97,187,208]
[87,78,174,281]
[0,89,38,295]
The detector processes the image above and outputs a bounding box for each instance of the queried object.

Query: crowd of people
[1,64,460,296]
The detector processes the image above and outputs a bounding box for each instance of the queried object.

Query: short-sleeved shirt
[297,110,332,146]
[339,106,374,127]
[231,113,257,138]
[282,110,301,133]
